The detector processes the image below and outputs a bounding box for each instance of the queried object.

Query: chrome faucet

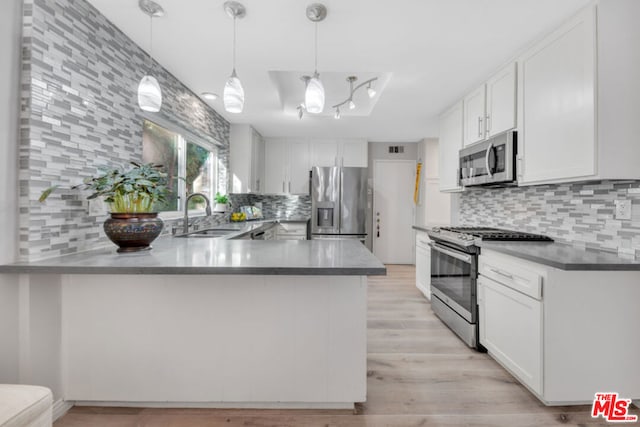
[183,193,212,234]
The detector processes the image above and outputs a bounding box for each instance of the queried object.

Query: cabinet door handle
[490,267,514,280]
[486,114,491,134]
[477,117,483,138]
[516,155,524,179]
[282,181,285,192]
[288,181,291,193]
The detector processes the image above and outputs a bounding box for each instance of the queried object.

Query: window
[142,120,218,213]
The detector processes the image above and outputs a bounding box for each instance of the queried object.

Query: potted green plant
[213,192,229,213]
[40,162,169,253]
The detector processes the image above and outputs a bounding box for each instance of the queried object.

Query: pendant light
[304,3,327,114]
[137,0,164,113]
[223,1,246,114]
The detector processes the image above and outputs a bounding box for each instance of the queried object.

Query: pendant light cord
[148,14,153,73]
[232,16,237,73]
[314,22,318,73]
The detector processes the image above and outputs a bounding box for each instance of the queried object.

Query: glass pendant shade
[304,74,325,114]
[224,71,244,113]
[367,86,377,98]
[138,75,162,112]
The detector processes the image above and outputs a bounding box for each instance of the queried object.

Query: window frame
[141,115,222,220]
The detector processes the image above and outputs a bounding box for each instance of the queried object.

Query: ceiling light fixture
[304,3,327,114]
[137,0,164,113]
[367,82,377,98]
[223,1,246,114]
[331,76,379,118]
[201,92,218,101]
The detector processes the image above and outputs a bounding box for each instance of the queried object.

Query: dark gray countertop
[477,241,640,271]
[0,237,386,275]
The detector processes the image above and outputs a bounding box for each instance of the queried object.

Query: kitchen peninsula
[0,238,385,410]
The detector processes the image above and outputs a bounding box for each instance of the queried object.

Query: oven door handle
[428,242,473,264]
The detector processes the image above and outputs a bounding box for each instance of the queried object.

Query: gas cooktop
[427,226,553,247]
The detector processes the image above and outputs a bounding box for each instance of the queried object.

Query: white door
[373,160,416,264]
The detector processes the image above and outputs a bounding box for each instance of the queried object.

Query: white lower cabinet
[478,249,640,405]
[276,222,307,240]
[478,275,542,394]
[415,232,431,300]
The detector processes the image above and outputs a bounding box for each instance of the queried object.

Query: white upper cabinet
[288,142,311,194]
[463,62,517,147]
[264,139,311,195]
[486,62,517,138]
[230,124,264,193]
[463,85,486,146]
[309,139,368,168]
[517,1,640,185]
[340,139,368,167]
[309,139,340,167]
[518,6,596,185]
[438,101,463,192]
[264,139,290,194]
[251,131,265,193]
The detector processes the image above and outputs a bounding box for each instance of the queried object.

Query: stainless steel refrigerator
[311,166,368,243]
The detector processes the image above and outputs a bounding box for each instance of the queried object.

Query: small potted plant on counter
[213,192,229,213]
[40,162,169,253]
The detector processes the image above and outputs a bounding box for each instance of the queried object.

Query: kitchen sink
[175,227,241,238]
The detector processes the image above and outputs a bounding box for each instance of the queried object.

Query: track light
[367,82,377,98]
[330,76,379,117]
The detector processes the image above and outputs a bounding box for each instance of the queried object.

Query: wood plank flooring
[55,265,636,426]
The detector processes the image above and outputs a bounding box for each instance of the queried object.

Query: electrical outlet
[614,199,632,220]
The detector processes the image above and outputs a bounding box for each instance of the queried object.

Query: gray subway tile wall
[229,194,311,220]
[459,181,640,257]
[19,0,230,260]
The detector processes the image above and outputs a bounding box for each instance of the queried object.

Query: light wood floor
[55,265,635,426]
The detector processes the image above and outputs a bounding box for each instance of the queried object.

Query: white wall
[416,138,451,226]
[367,142,419,179]
[0,0,22,384]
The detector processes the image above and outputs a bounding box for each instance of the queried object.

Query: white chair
[0,385,52,427]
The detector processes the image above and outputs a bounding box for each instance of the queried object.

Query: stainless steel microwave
[459,131,516,187]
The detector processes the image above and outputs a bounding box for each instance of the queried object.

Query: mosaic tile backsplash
[229,194,312,220]
[19,0,230,260]
[459,181,640,257]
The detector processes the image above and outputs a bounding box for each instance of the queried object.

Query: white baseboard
[52,399,74,421]
[73,401,354,410]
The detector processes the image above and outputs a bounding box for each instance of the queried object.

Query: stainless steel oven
[459,131,516,187]
[429,241,479,348]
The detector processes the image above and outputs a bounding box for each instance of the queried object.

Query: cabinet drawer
[479,252,543,300]
[278,223,307,235]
